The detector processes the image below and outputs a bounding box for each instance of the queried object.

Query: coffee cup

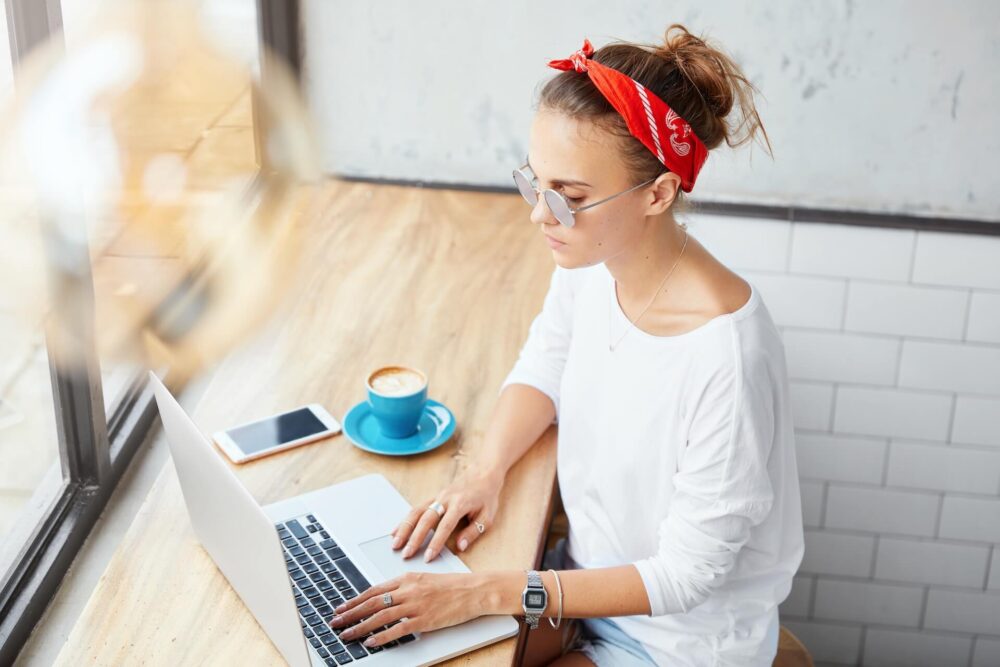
[366,365,428,439]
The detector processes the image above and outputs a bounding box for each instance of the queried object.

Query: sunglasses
[512,159,658,228]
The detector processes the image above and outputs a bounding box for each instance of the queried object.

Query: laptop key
[321,530,330,539]
[295,596,308,608]
[334,557,370,593]
[316,604,333,616]
[334,580,351,592]
[334,653,352,664]
[307,514,317,523]
[301,536,316,548]
[287,520,308,539]
[324,659,336,667]
[321,633,340,646]
[305,627,315,638]
[308,524,318,533]
[345,642,369,659]
[277,526,290,538]
[310,572,326,583]
[289,545,305,557]
[302,586,320,598]
[304,563,319,574]
[319,581,335,592]
[310,637,321,649]
[296,554,312,565]
[319,539,338,550]
[307,614,325,628]
[321,563,337,574]
[326,547,346,560]
[315,554,330,565]
[398,633,417,644]
[282,537,297,548]
[307,545,323,556]
[318,647,330,658]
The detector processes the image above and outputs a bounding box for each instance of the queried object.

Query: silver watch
[521,569,548,629]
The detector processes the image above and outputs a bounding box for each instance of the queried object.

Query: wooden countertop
[54,180,559,665]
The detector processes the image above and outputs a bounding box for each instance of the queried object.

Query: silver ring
[382,592,393,607]
[474,521,485,534]
[427,501,445,517]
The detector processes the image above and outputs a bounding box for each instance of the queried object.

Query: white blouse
[501,262,804,666]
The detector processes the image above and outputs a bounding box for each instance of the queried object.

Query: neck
[604,212,687,306]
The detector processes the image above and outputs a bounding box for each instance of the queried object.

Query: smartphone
[212,404,342,464]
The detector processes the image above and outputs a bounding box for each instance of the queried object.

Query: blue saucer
[342,399,455,456]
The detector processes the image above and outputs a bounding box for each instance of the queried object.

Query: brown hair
[537,24,772,210]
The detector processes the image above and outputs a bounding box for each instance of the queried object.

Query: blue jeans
[540,537,657,666]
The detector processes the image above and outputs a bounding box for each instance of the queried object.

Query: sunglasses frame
[512,160,659,228]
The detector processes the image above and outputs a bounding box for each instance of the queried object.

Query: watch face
[527,592,544,607]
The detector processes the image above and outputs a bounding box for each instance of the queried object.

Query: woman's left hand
[330,571,492,648]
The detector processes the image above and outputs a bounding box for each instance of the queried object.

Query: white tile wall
[874,537,991,588]
[966,291,1000,343]
[801,530,875,577]
[844,281,968,340]
[899,340,1000,395]
[833,386,952,441]
[691,212,1000,666]
[863,629,973,667]
[951,396,1000,448]
[789,223,915,281]
[924,589,1000,635]
[784,330,899,385]
[886,441,1000,494]
[813,578,924,627]
[913,231,1000,290]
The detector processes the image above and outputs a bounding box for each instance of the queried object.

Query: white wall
[301,0,1000,222]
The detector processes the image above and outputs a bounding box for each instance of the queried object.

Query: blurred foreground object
[0,0,320,378]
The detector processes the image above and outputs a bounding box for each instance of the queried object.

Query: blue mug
[366,366,428,440]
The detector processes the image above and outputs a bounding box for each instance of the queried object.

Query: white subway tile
[951,396,1000,448]
[687,214,790,272]
[784,330,899,385]
[800,480,825,528]
[790,382,834,431]
[743,272,846,330]
[913,231,1000,290]
[834,386,952,441]
[813,578,923,627]
[789,223,915,281]
[886,441,1000,494]
[779,575,813,617]
[795,433,886,484]
[924,589,1000,635]
[844,281,968,340]
[825,485,939,537]
[939,496,1000,542]
[781,620,861,665]
[899,340,1000,395]
[874,537,990,588]
[864,628,973,667]
[800,530,875,577]
[974,638,1000,667]
[967,291,1000,344]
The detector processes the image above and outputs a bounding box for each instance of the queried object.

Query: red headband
[548,39,709,193]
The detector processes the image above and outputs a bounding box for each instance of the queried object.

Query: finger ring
[427,501,445,517]
[474,521,485,534]
[382,592,393,607]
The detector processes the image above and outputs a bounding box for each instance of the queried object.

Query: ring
[474,521,485,534]
[382,592,393,607]
[427,501,445,517]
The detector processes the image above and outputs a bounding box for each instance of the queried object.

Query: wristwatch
[521,569,548,629]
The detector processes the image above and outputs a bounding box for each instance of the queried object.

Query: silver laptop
[149,373,519,666]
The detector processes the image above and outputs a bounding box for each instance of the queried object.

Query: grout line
[934,492,946,538]
[807,575,818,619]
[785,222,795,272]
[961,289,974,341]
[869,535,880,578]
[894,336,906,387]
[819,481,830,528]
[984,544,995,590]
[946,394,959,445]
[908,230,919,282]
[840,280,850,331]
[881,439,892,486]
[857,625,867,666]
[918,585,930,629]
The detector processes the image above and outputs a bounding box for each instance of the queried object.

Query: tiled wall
[687,213,1000,667]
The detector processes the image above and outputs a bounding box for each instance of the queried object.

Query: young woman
[329,24,804,666]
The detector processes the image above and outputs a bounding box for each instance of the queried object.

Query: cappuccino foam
[369,367,425,396]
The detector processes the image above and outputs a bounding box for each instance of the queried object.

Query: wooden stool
[773,626,813,667]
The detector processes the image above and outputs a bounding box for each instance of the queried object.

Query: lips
[544,234,565,246]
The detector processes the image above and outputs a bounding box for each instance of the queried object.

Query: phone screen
[226,407,329,455]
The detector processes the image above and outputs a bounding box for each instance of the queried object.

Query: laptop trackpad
[358,533,457,581]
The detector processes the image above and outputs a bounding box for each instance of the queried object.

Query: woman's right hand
[391,462,505,563]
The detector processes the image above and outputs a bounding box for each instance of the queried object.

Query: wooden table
[54,180,560,666]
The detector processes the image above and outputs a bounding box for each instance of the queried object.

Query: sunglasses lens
[513,170,538,206]
[543,190,575,227]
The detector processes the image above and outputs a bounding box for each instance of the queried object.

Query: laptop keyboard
[276,515,418,664]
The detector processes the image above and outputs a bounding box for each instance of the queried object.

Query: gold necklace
[608,226,689,352]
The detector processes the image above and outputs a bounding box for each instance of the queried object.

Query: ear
[644,172,682,216]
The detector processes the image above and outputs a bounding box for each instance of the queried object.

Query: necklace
[608,226,689,352]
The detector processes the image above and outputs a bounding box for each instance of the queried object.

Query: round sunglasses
[512,160,658,228]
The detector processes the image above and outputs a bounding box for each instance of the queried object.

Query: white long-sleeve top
[501,262,804,667]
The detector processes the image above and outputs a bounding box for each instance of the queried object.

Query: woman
[329,24,804,666]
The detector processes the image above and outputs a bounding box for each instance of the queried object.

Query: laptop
[149,373,519,666]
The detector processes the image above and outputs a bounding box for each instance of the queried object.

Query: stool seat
[773,626,813,667]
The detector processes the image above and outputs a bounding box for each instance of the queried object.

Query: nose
[529,195,558,227]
